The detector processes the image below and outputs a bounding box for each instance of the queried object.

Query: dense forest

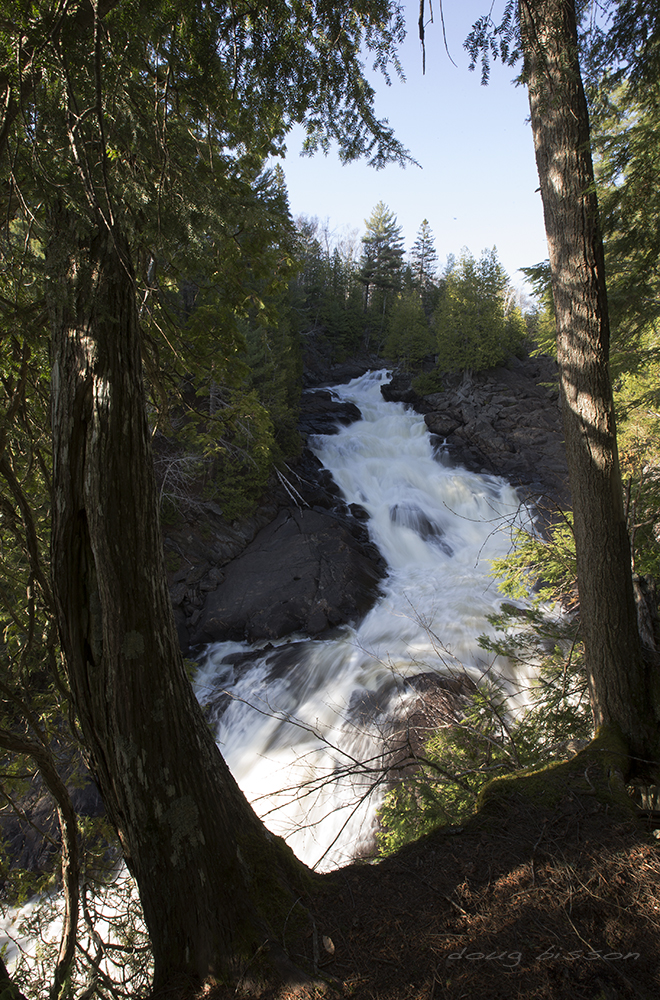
[1,1,660,998]
[292,207,528,384]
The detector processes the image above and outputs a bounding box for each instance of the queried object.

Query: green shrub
[490,513,577,607]
[411,367,445,396]
[377,551,591,856]
[377,683,517,855]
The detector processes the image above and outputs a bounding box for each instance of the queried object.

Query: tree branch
[0,728,80,1000]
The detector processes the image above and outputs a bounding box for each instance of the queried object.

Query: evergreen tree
[383,290,433,369]
[467,0,660,771]
[517,0,658,767]
[588,13,660,373]
[410,218,439,315]
[290,216,365,358]
[434,248,524,371]
[0,1,409,993]
[290,215,328,328]
[584,6,660,585]
[359,201,405,336]
[320,243,365,357]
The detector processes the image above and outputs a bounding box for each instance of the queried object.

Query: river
[1,368,535,976]
[194,369,534,871]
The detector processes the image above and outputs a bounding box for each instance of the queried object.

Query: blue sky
[278,1,549,290]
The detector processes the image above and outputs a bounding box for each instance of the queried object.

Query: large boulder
[190,508,385,645]
[380,372,422,405]
[298,389,362,436]
[301,345,383,388]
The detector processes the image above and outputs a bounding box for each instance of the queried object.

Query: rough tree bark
[48,221,311,991]
[518,0,660,773]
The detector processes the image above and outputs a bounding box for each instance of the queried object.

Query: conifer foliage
[434,248,526,371]
[359,201,405,316]
[383,290,433,369]
[410,218,439,314]
[0,1,411,994]
[290,215,365,357]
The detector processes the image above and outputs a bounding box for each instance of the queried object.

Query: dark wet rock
[222,645,274,668]
[165,364,373,653]
[164,502,279,583]
[263,641,317,682]
[380,373,422,406]
[190,508,386,645]
[391,354,570,512]
[286,449,344,510]
[298,389,362,437]
[389,503,453,555]
[406,672,468,696]
[383,672,481,763]
[424,411,463,438]
[208,639,337,685]
[199,640,332,728]
[347,687,396,725]
[390,503,440,541]
[349,503,370,521]
[302,348,383,388]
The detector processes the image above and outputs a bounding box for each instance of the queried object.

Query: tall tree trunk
[48,220,310,991]
[518,0,660,772]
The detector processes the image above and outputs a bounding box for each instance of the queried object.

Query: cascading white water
[0,369,538,975]
[194,370,535,871]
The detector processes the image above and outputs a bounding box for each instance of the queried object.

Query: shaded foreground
[155,753,660,1000]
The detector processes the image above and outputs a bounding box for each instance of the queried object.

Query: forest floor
[196,785,660,1000]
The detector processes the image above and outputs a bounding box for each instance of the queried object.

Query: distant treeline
[291,203,535,386]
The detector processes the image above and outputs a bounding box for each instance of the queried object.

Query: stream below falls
[194,369,536,871]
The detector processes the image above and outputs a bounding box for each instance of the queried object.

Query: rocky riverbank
[382,354,569,510]
[165,358,387,654]
[165,352,569,654]
[2,353,570,877]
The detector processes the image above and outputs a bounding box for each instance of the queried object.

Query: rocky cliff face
[189,507,384,645]
[383,354,569,512]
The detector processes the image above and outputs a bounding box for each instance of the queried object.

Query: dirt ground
[198,783,660,1000]
[314,800,659,1000]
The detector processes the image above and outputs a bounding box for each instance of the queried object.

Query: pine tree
[383,290,433,370]
[434,248,523,371]
[359,201,405,325]
[410,219,439,314]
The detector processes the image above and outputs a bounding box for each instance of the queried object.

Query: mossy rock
[477,725,635,819]
[165,549,183,574]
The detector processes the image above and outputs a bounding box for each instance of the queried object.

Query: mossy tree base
[477,725,635,822]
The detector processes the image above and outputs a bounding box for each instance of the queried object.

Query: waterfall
[194,369,534,871]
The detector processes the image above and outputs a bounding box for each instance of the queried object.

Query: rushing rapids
[194,370,535,871]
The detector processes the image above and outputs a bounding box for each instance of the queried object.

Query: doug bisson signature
[446,946,640,969]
